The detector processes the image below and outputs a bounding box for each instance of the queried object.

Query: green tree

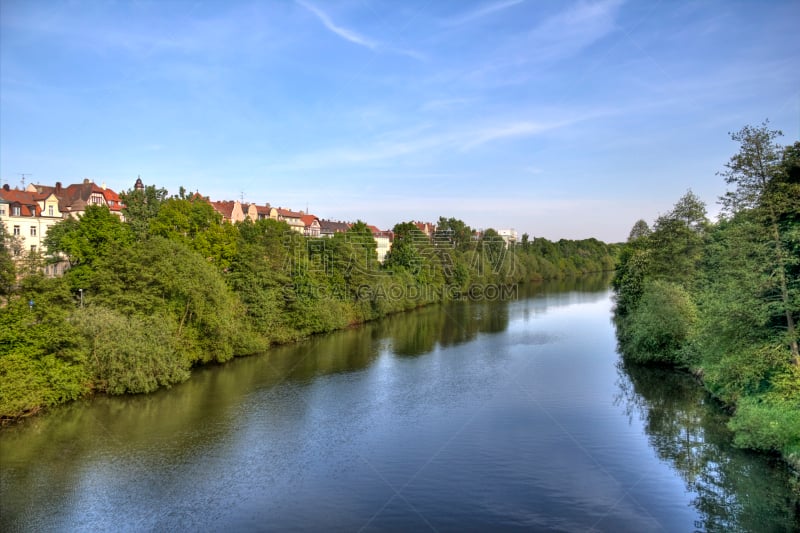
[119,182,168,237]
[0,220,16,300]
[648,191,708,285]
[435,216,473,250]
[627,219,651,242]
[44,206,133,287]
[719,122,799,363]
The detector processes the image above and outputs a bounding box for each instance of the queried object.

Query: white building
[497,229,518,248]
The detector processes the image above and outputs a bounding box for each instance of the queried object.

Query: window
[0,206,5,216]
[30,245,36,253]
[13,225,20,236]
[30,226,37,237]
[48,205,54,216]
[12,206,21,216]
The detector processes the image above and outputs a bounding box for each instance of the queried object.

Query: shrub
[621,280,697,365]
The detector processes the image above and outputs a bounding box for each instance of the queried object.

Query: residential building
[210,200,245,223]
[271,207,306,233]
[366,225,393,263]
[27,179,126,221]
[319,219,351,238]
[413,221,436,238]
[1,184,69,275]
[301,214,321,237]
[497,229,518,248]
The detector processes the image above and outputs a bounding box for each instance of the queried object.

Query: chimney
[55,182,62,193]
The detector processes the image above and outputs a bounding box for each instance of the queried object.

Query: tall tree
[718,122,799,363]
[627,219,651,242]
[120,182,168,238]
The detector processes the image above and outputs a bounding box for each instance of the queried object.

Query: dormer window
[91,194,104,205]
[12,206,21,216]
[48,205,54,216]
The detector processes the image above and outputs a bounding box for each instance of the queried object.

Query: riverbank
[4,278,798,531]
[1,263,617,426]
[611,132,800,471]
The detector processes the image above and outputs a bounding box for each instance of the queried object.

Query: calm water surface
[2,276,798,532]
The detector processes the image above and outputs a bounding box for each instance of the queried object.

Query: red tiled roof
[210,200,236,219]
[300,214,320,227]
[0,188,41,216]
[102,188,124,211]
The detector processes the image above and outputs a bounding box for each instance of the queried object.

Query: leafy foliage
[3,201,617,421]
[612,123,800,460]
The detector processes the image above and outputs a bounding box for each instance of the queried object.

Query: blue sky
[1,0,798,241]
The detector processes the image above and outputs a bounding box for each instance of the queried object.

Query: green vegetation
[613,121,800,467]
[0,189,618,422]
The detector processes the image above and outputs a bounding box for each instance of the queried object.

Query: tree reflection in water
[615,361,800,531]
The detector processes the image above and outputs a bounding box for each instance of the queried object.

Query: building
[496,229,518,248]
[366,225,393,263]
[270,207,306,233]
[210,200,246,223]
[413,221,436,238]
[319,219,351,238]
[27,179,126,221]
[301,214,321,237]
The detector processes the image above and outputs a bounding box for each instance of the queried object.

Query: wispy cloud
[461,121,553,150]
[528,0,625,60]
[444,0,525,27]
[295,0,377,50]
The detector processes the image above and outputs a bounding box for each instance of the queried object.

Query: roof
[276,207,304,219]
[102,188,124,211]
[0,187,41,216]
[210,200,236,219]
[319,219,351,233]
[29,179,124,214]
[300,214,320,227]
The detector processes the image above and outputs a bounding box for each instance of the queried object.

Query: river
[1,275,798,531]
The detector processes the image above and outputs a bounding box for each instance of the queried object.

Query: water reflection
[4,273,799,532]
[615,361,800,531]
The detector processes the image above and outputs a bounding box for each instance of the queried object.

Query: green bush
[73,306,190,394]
[702,343,790,403]
[621,280,697,365]
[729,396,800,458]
[0,352,89,419]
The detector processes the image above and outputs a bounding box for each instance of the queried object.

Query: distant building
[210,200,245,223]
[366,225,393,263]
[271,207,305,233]
[497,229,518,248]
[301,214,321,237]
[413,221,436,238]
[319,219,351,238]
[27,179,126,221]
[2,178,124,276]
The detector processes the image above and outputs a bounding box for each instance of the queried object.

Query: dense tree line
[0,189,617,421]
[613,122,800,468]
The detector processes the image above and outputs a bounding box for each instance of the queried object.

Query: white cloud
[295,0,377,49]
[445,0,525,27]
[460,121,553,150]
[528,0,625,61]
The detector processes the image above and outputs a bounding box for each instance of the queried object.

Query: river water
[1,276,798,532]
